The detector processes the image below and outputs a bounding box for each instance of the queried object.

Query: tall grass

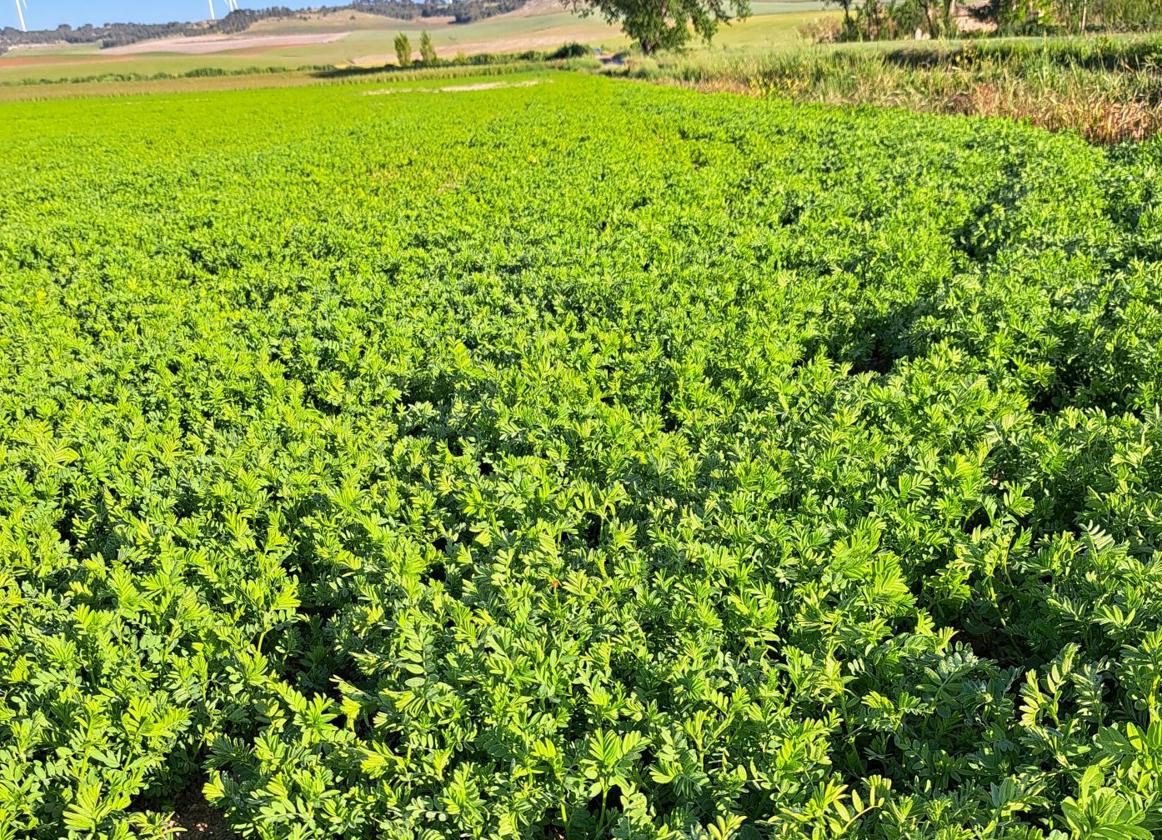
[623,35,1162,143]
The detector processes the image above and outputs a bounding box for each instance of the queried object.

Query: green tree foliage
[827,0,1161,38]
[394,32,412,67]
[419,31,438,64]
[566,0,750,53]
[1,73,1162,840]
[825,0,958,39]
[1063,0,1162,30]
[991,0,1059,33]
[1098,0,1162,28]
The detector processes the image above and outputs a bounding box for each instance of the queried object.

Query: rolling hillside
[0,0,830,85]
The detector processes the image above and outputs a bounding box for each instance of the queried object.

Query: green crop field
[2,70,1162,840]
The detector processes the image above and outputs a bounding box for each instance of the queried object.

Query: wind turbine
[207,0,216,21]
[14,0,27,32]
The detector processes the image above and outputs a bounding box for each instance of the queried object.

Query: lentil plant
[1,73,1161,839]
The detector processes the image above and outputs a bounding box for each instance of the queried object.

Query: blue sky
[3,1,319,30]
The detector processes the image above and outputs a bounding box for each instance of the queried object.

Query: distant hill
[0,1,529,53]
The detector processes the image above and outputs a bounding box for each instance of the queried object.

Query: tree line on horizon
[0,0,528,53]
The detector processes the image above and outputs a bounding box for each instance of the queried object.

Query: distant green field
[0,47,311,85]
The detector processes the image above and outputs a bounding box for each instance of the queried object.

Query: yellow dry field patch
[104,32,351,56]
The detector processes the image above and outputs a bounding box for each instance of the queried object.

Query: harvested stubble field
[1,70,1161,839]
